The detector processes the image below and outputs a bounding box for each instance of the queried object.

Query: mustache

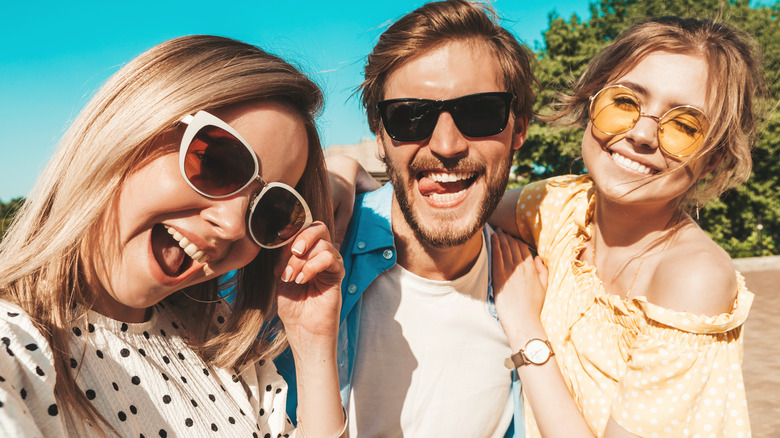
[408,155,486,175]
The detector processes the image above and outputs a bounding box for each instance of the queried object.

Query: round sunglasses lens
[184,125,255,196]
[591,87,640,135]
[453,95,508,137]
[658,108,709,157]
[384,101,437,141]
[250,186,308,247]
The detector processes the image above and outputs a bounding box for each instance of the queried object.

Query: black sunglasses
[376,92,514,142]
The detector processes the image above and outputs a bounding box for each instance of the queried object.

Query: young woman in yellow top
[491,17,761,438]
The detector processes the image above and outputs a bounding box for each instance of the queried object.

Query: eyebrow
[613,80,699,110]
[615,80,650,97]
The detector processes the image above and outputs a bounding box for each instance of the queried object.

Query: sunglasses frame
[179,111,261,199]
[588,84,710,158]
[376,91,514,142]
[247,181,313,249]
[179,111,312,249]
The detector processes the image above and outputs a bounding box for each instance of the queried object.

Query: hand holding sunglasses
[377,92,514,141]
[179,111,312,249]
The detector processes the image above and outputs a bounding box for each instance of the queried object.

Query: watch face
[525,339,551,364]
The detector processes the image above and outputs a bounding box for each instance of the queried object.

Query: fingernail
[291,240,306,256]
[294,272,305,284]
[281,266,293,282]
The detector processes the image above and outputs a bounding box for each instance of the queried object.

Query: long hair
[360,0,537,135]
[0,35,331,431]
[553,16,763,210]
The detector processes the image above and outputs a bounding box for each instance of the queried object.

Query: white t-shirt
[0,299,294,437]
[348,236,514,437]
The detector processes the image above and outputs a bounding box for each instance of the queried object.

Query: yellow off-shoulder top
[514,174,752,438]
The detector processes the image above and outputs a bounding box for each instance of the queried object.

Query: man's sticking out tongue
[151,224,189,276]
[417,173,473,197]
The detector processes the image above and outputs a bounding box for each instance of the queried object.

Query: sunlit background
[0,0,590,201]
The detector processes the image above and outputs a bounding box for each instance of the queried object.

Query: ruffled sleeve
[515,175,593,255]
[611,284,753,437]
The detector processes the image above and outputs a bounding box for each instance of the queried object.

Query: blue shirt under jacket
[274,183,525,438]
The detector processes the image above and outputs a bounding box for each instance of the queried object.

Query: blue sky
[0,0,591,202]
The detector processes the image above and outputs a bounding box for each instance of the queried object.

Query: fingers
[280,222,344,285]
[283,247,342,285]
[493,228,532,264]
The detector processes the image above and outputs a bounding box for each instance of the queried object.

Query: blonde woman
[0,36,346,437]
[491,17,761,437]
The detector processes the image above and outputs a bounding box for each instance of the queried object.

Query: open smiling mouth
[150,224,209,277]
[416,171,478,202]
[610,151,659,176]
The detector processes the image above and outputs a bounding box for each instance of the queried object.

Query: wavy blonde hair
[0,35,331,433]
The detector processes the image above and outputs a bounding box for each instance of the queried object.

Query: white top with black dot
[0,299,295,438]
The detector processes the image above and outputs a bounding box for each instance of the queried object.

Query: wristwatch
[504,338,554,369]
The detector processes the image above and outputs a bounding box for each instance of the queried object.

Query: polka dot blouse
[0,299,295,437]
[513,175,753,438]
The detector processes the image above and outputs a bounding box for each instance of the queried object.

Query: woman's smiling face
[582,51,712,208]
[93,101,309,322]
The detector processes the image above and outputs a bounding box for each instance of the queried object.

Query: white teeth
[425,171,476,183]
[429,191,465,202]
[612,152,652,175]
[164,226,210,264]
[182,243,199,257]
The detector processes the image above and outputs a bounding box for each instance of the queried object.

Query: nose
[427,112,468,158]
[202,195,249,242]
[625,113,661,151]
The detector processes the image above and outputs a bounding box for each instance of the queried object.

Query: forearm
[291,336,345,438]
[325,154,380,195]
[503,321,594,438]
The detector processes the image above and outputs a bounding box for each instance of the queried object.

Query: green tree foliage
[515,0,780,257]
[0,197,24,242]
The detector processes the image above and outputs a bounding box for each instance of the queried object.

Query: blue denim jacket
[275,183,524,437]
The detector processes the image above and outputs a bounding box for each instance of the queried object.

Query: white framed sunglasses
[179,111,312,249]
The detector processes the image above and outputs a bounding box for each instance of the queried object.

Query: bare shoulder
[646,227,738,316]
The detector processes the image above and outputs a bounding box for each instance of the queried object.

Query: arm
[491,230,640,438]
[275,222,346,437]
[326,155,381,249]
[489,187,523,237]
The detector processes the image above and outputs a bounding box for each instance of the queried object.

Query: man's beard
[383,149,513,248]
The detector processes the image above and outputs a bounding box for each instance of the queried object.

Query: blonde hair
[360,0,537,135]
[553,16,763,211]
[0,35,331,432]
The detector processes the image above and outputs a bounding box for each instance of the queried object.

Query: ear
[512,117,529,150]
[376,131,387,159]
[703,153,723,175]
[693,152,723,179]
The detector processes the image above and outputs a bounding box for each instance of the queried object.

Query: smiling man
[276,1,536,436]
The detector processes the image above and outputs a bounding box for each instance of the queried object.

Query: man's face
[379,39,526,248]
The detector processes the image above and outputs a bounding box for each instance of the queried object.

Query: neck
[92,292,152,323]
[593,194,683,249]
[391,202,485,281]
